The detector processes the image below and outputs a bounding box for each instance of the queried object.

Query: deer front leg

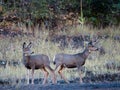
[27,69,30,84]
[78,67,83,83]
[42,67,49,85]
[58,65,69,84]
[31,69,34,84]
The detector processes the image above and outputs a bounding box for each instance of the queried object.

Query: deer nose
[31,52,34,54]
[96,48,99,51]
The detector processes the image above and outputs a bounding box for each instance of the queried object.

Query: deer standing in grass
[53,41,98,83]
[22,42,56,85]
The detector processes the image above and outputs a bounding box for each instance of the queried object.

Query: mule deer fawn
[53,41,98,83]
[22,42,56,85]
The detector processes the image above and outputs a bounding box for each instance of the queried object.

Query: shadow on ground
[1,72,120,90]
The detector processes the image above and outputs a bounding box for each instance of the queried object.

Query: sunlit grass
[0,24,120,84]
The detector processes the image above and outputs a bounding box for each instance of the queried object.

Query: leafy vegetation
[0,0,120,29]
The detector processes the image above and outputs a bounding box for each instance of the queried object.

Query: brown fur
[23,42,56,85]
[53,41,98,83]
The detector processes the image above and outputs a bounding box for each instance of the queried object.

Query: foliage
[83,0,120,27]
[0,0,120,28]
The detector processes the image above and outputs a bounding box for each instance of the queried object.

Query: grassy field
[0,25,120,85]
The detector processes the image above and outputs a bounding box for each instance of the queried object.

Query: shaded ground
[0,82,120,90]
[1,73,120,90]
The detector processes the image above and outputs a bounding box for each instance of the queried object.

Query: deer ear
[88,41,93,46]
[23,42,26,48]
[88,41,92,45]
[27,42,32,48]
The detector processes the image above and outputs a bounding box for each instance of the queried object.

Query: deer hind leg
[46,65,57,84]
[78,67,83,83]
[58,65,69,84]
[42,67,49,85]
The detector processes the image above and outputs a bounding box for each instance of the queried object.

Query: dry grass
[0,24,120,84]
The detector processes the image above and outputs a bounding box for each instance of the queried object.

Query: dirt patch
[1,73,120,90]
[0,82,120,90]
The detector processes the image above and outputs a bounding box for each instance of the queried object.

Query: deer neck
[23,53,31,64]
[82,48,90,60]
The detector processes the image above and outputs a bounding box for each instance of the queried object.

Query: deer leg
[46,65,57,84]
[31,69,34,84]
[54,65,59,71]
[58,65,69,83]
[27,69,30,84]
[78,67,83,83]
[42,67,49,85]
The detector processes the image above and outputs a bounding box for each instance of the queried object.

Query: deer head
[85,41,99,53]
[23,42,33,56]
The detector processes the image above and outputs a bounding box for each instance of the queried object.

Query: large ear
[87,41,93,47]
[27,42,32,48]
[88,41,92,45]
[91,35,99,45]
[23,42,26,48]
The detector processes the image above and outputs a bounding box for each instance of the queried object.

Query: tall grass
[0,24,120,84]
